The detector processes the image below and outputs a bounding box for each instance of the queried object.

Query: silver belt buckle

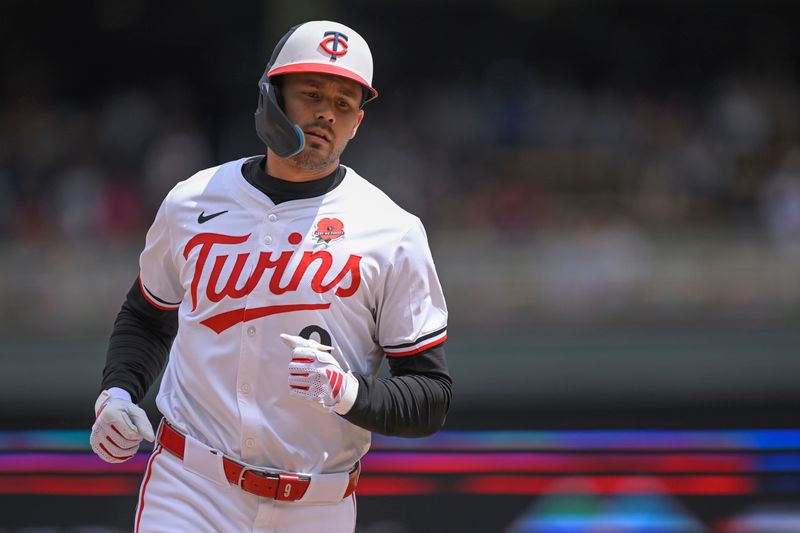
[237,465,272,489]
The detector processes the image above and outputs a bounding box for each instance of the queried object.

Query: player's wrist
[95,387,134,417]
[332,372,359,415]
[107,387,133,403]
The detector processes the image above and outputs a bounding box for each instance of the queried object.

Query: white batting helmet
[255,21,378,157]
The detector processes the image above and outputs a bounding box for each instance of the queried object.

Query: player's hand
[90,389,155,463]
[281,333,359,415]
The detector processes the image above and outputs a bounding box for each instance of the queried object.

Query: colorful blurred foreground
[510,487,800,533]
[1,429,799,532]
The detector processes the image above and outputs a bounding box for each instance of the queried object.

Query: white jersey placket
[234,234,260,464]
[234,201,294,463]
[222,159,277,463]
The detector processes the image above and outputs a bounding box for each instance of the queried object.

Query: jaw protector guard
[253,21,378,159]
[255,71,305,158]
[254,24,305,158]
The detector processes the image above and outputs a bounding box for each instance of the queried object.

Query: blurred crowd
[356,65,800,252]
[2,66,800,254]
[0,81,214,243]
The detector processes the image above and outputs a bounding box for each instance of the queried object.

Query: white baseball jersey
[137,156,448,475]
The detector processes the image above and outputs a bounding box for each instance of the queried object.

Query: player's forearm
[101,280,178,403]
[341,346,452,437]
[342,372,452,437]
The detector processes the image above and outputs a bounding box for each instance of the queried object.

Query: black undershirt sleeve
[342,344,453,437]
[101,279,178,403]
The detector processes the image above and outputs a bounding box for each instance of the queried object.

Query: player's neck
[265,150,339,183]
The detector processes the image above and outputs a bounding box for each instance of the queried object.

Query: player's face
[280,73,365,171]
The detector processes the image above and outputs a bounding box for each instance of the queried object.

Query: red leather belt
[157,421,359,501]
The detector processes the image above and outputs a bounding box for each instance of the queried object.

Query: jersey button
[263,235,273,244]
[240,383,251,394]
[247,326,256,337]
[268,214,278,222]
[245,438,255,448]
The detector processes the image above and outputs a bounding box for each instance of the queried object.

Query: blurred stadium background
[1,0,799,531]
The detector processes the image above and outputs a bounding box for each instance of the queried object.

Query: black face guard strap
[254,24,305,158]
[254,72,306,158]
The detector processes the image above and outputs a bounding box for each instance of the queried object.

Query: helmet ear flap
[254,73,305,158]
[254,23,306,157]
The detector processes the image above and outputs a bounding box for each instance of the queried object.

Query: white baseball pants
[134,446,357,533]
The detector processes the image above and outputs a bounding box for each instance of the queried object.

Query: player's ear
[349,110,364,140]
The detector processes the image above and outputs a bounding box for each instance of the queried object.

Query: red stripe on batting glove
[329,371,343,398]
[111,425,139,444]
[106,435,139,451]
[99,443,135,461]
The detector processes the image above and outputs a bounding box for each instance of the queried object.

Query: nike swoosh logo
[198,210,228,224]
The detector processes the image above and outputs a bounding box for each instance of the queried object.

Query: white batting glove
[90,388,155,463]
[281,334,359,415]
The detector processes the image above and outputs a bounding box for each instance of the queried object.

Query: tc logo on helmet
[319,31,348,60]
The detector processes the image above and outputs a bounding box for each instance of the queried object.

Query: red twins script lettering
[183,233,362,333]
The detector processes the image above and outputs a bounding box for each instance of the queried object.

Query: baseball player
[89,20,451,533]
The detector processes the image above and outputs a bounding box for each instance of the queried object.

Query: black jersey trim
[383,326,448,350]
[138,275,181,309]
